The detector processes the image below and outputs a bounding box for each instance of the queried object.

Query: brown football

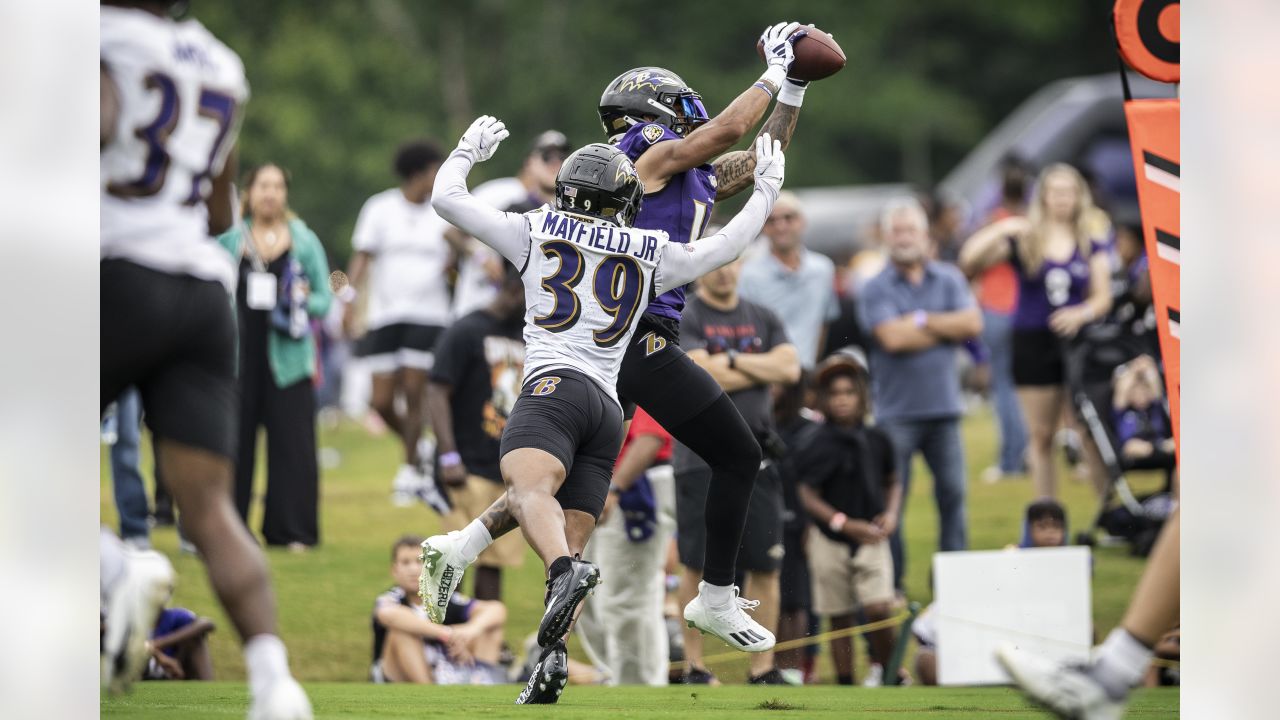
[756,26,846,82]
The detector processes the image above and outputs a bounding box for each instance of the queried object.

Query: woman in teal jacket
[219,163,332,550]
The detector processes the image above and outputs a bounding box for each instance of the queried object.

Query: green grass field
[103,682,1177,718]
[100,405,1171,716]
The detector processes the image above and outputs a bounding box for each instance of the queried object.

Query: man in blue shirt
[857,197,982,589]
[739,191,839,369]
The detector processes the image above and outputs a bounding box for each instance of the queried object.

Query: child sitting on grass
[371,535,507,685]
[144,607,215,681]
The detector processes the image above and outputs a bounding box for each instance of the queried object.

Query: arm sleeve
[946,266,978,311]
[820,260,841,321]
[298,227,333,317]
[856,281,898,332]
[760,305,791,348]
[351,197,380,253]
[874,429,899,476]
[215,228,241,259]
[431,150,531,268]
[796,444,835,488]
[654,186,774,293]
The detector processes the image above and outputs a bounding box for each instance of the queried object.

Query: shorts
[442,475,525,568]
[807,530,894,617]
[1012,328,1066,386]
[499,368,624,520]
[101,260,238,460]
[675,463,783,573]
[617,314,722,425]
[360,322,444,373]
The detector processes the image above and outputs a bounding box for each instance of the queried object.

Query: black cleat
[748,668,790,685]
[514,641,568,705]
[682,666,718,684]
[536,559,600,647]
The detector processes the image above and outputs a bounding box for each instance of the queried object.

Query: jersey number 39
[533,240,645,348]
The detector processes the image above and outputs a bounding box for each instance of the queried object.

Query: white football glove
[759,21,802,74]
[456,115,509,163]
[753,133,785,201]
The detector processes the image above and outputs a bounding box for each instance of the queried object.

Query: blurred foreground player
[101,2,310,716]
[997,508,1179,719]
[426,115,785,702]
[422,20,814,655]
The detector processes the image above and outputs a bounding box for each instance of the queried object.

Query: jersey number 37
[107,71,238,205]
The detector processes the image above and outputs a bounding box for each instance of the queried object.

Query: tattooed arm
[711,101,801,200]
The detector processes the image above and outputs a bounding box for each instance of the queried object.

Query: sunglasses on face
[539,149,568,164]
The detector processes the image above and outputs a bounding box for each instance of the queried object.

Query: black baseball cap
[815,348,870,387]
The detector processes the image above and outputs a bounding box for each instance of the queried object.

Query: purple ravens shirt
[616,123,717,321]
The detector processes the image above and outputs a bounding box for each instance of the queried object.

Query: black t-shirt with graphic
[430,309,525,482]
[674,296,789,473]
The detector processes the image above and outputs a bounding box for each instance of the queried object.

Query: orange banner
[1123,99,1180,460]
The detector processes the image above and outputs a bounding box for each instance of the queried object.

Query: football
[756,25,846,82]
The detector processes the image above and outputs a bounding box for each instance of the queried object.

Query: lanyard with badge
[243,229,278,311]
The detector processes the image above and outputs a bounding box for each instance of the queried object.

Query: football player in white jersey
[100,3,310,717]
[422,116,784,704]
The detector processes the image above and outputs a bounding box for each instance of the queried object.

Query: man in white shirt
[343,140,453,508]
[738,191,840,369]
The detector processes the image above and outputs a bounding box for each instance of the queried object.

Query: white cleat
[248,676,313,720]
[101,549,174,694]
[683,582,775,653]
[995,644,1125,720]
[390,465,419,507]
[418,532,470,623]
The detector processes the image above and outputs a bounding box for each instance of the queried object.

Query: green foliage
[191,1,1116,267]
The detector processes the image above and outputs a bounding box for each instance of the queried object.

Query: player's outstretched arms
[635,21,800,186]
[711,66,810,200]
[655,134,784,293]
[432,115,530,266]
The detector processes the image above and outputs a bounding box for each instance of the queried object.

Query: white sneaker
[101,549,174,694]
[390,465,418,507]
[682,582,774,653]
[863,662,884,687]
[414,474,452,516]
[419,532,470,623]
[995,644,1125,720]
[248,676,313,720]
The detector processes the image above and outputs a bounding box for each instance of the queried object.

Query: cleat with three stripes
[682,581,775,653]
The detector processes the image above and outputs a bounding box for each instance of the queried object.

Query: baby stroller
[1064,323,1176,556]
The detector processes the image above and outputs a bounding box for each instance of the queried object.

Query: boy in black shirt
[796,352,902,685]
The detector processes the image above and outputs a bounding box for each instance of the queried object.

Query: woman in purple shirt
[960,163,1112,499]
